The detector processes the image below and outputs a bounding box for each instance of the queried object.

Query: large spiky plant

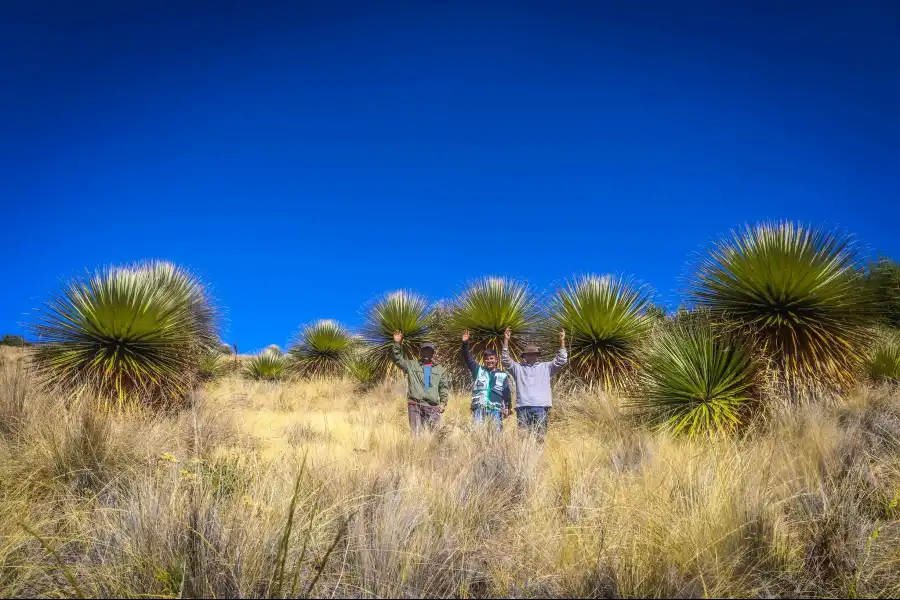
[690,222,876,388]
[30,261,217,403]
[362,291,434,376]
[545,275,654,389]
[244,351,288,381]
[289,320,357,378]
[441,277,541,366]
[628,322,759,437]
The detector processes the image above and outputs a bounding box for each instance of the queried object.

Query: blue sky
[2,1,898,351]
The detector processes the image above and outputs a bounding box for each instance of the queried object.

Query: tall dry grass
[1,346,899,598]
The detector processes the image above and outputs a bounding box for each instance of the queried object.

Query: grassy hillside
[1,347,899,598]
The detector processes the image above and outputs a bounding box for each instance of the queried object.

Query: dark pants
[516,406,550,440]
[408,402,442,436]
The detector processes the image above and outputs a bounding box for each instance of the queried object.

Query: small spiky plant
[867,258,900,329]
[690,221,876,388]
[30,261,217,404]
[629,322,759,437]
[218,343,234,355]
[289,320,357,378]
[244,351,288,381]
[362,291,434,376]
[345,352,381,390]
[441,277,541,365]
[198,351,229,382]
[546,275,654,389]
[867,334,900,383]
[265,344,283,356]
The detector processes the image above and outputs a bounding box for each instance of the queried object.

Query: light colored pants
[407,403,441,436]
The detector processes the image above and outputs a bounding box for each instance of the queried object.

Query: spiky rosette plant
[345,352,381,390]
[867,334,900,383]
[628,322,759,437]
[362,291,434,376]
[30,261,217,404]
[244,351,288,381]
[198,351,229,382]
[440,277,541,366]
[545,275,654,389]
[289,320,357,378]
[218,343,234,355]
[690,221,876,388]
[264,344,283,356]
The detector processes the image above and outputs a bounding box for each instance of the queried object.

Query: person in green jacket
[391,331,450,436]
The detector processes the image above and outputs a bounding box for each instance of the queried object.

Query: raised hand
[393,331,403,343]
[504,327,512,344]
[462,329,470,343]
[559,329,566,346]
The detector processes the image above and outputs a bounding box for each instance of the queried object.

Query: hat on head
[420,343,436,351]
[522,344,540,355]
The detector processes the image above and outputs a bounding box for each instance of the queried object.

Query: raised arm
[390,331,411,373]
[501,327,521,376]
[461,329,479,376]
[549,329,568,375]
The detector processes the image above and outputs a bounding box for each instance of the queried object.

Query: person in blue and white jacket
[461,329,511,431]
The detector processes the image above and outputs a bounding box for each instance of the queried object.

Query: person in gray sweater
[501,327,568,439]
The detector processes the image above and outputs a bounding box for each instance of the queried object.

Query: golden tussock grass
[1,347,899,598]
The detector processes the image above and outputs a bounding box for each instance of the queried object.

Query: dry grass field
[2,346,899,598]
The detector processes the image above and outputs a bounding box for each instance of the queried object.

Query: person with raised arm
[391,331,450,436]
[461,329,511,431]
[501,327,567,439]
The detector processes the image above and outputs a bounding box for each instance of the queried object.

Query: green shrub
[867,258,900,330]
[867,334,900,383]
[440,276,541,365]
[362,291,434,376]
[690,221,876,388]
[289,320,357,378]
[30,261,217,404]
[345,353,381,390]
[244,351,288,381]
[545,275,654,389]
[629,322,759,436]
[0,334,27,347]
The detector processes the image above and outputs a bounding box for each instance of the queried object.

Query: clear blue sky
[2,1,898,351]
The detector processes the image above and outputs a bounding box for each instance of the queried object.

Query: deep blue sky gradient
[2,1,898,351]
